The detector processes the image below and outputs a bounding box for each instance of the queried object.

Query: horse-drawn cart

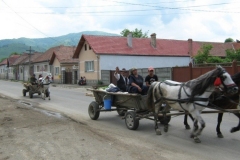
[87,88,171,130]
[22,83,41,98]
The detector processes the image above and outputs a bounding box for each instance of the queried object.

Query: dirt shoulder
[0,94,166,160]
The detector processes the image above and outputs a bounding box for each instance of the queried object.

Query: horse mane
[185,66,225,98]
[231,72,240,85]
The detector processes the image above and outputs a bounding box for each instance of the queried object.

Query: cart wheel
[22,89,27,97]
[29,91,33,98]
[125,111,139,130]
[158,114,171,124]
[117,108,126,116]
[88,101,100,120]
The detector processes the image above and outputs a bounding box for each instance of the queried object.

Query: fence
[172,61,239,82]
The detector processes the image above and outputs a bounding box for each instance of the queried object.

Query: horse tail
[147,82,157,112]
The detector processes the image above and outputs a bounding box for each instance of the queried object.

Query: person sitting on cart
[145,66,158,87]
[30,74,37,85]
[114,67,129,92]
[128,67,148,95]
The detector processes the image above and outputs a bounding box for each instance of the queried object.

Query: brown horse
[184,72,240,138]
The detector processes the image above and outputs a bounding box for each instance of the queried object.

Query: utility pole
[26,46,35,81]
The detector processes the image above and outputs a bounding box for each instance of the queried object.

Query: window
[44,65,48,71]
[37,66,40,72]
[20,68,23,73]
[55,67,59,75]
[84,44,87,51]
[85,61,94,72]
[89,45,91,50]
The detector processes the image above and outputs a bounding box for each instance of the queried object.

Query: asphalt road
[0,80,240,160]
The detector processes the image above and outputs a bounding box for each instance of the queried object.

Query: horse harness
[153,81,236,114]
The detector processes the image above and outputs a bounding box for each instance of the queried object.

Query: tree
[225,49,240,61]
[224,38,234,43]
[194,44,213,64]
[10,52,20,55]
[120,28,148,38]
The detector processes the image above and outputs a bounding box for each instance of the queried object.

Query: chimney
[127,32,132,48]
[188,38,193,57]
[150,33,156,48]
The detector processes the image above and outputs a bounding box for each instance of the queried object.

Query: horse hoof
[230,127,240,133]
[164,125,168,132]
[217,133,224,138]
[156,129,162,135]
[185,125,191,130]
[194,137,201,143]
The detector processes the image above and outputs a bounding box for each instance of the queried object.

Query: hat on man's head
[131,67,137,74]
[148,66,154,71]
[131,67,137,71]
[121,68,126,71]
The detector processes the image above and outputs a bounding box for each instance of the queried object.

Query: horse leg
[161,103,170,132]
[190,109,205,143]
[154,105,161,135]
[184,114,194,130]
[43,89,45,100]
[48,88,51,100]
[216,113,224,138]
[230,113,240,133]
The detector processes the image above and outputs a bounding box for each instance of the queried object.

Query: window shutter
[85,61,87,72]
[92,61,94,71]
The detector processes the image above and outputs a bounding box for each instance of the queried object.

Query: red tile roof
[0,58,7,66]
[73,35,240,58]
[73,35,190,58]
[12,53,29,66]
[7,54,21,66]
[192,41,237,57]
[49,45,77,64]
[20,52,42,64]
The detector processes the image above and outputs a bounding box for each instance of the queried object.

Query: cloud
[0,0,239,42]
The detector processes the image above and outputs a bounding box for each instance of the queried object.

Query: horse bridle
[218,70,237,92]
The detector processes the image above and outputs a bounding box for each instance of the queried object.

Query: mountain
[0,31,119,60]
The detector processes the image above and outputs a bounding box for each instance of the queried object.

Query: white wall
[99,55,190,70]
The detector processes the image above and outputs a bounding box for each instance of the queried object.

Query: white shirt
[114,72,129,84]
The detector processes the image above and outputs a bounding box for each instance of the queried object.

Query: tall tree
[194,44,213,64]
[224,38,234,43]
[120,28,148,38]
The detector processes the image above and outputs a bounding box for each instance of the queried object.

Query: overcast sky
[0,0,239,42]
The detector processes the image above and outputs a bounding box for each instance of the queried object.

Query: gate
[65,72,72,84]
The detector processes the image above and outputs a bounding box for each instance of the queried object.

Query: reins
[153,81,237,114]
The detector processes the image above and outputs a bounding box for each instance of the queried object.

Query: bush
[97,80,103,85]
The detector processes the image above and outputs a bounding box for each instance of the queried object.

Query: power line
[1,0,62,43]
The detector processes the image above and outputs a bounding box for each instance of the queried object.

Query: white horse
[39,74,52,100]
[147,66,238,143]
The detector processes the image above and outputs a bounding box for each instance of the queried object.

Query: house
[73,34,240,85]
[32,47,55,78]
[48,45,78,84]
[11,53,29,80]
[0,55,20,80]
[11,52,42,81]
[0,59,7,79]
[188,39,240,58]
[73,33,191,85]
